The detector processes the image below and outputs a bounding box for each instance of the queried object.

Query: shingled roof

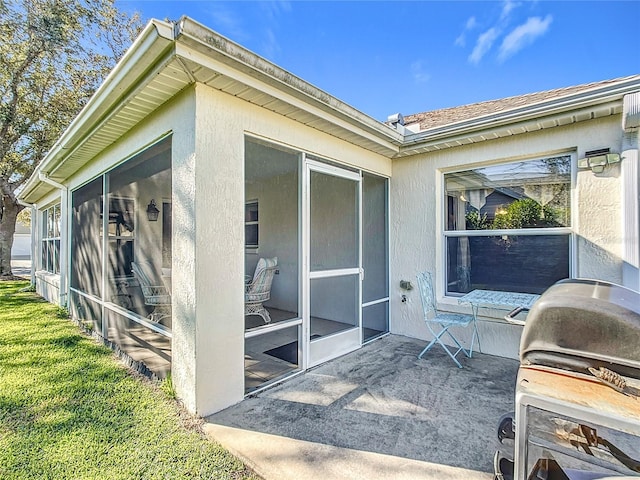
[403,75,638,132]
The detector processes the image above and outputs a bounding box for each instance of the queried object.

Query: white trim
[70,287,101,303]
[307,159,362,181]
[104,302,172,337]
[445,227,572,237]
[440,152,575,296]
[305,158,362,368]
[301,152,310,370]
[309,267,361,279]
[362,297,390,308]
[244,318,303,339]
[622,129,640,291]
[69,287,172,337]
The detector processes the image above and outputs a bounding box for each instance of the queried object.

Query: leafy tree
[492,198,559,229]
[465,209,490,230]
[0,0,142,277]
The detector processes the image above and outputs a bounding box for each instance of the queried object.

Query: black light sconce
[578,148,621,174]
[146,199,160,221]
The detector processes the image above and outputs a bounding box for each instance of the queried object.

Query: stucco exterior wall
[390,115,628,359]
[192,83,391,415]
[30,88,198,407]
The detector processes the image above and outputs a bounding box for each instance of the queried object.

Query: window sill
[35,270,61,287]
[438,295,524,325]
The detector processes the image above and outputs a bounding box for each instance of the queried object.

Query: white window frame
[41,203,61,274]
[441,154,575,297]
[245,200,259,250]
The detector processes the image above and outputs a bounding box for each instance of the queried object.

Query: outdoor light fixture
[146,199,160,221]
[578,148,621,174]
[400,280,413,291]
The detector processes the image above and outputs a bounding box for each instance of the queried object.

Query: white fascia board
[401,76,640,153]
[19,19,176,203]
[175,42,400,156]
[173,17,404,148]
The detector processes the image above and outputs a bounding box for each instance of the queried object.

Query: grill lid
[520,278,640,379]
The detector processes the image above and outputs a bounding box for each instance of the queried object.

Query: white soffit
[397,102,624,157]
[48,57,191,181]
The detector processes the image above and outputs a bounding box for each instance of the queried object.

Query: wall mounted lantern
[146,199,160,221]
[578,148,621,174]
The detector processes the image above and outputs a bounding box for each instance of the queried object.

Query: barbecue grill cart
[494,279,640,479]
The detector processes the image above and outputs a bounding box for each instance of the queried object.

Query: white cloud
[466,16,478,29]
[500,0,521,20]
[262,28,281,59]
[498,15,553,61]
[454,16,478,47]
[261,1,292,20]
[208,5,249,42]
[469,27,499,65]
[411,60,431,84]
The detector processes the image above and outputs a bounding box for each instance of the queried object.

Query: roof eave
[173,17,404,147]
[398,76,640,157]
[19,19,176,204]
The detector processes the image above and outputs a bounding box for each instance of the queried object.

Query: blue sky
[117,1,640,121]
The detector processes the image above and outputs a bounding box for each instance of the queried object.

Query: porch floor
[204,334,519,479]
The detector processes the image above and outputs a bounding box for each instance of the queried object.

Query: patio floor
[204,334,519,479]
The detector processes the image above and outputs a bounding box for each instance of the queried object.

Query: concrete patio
[204,334,519,479]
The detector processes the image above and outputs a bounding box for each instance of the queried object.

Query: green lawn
[0,281,259,480]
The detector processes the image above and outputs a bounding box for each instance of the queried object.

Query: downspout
[622,92,640,292]
[38,172,69,306]
[39,172,66,190]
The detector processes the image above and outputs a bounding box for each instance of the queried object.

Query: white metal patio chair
[245,257,277,324]
[131,261,172,323]
[416,271,476,368]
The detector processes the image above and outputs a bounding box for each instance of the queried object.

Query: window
[105,196,135,278]
[41,204,61,274]
[245,200,259,249]
[444,155,572,295]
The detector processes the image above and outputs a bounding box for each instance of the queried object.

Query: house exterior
[18,17,640,416]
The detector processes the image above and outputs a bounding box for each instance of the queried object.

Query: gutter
[173,16,404,147]
[39,172,66,191]
[400,75,640,152]
[19,19,176,202]
[17,199,34,208]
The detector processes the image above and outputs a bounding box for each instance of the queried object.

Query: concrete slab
[205,334,519,479]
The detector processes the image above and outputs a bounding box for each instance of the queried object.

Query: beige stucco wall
[390,115,628,359]
[31,88,198,407]
[192,83,391,415]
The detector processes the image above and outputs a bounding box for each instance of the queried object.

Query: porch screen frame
[68,135,173,340]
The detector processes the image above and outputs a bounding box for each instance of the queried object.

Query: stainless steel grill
[520,278,640,380]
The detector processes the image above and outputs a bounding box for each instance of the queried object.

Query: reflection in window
[444,155,572,295]
[41,204,61,274]
[70,137,172,378]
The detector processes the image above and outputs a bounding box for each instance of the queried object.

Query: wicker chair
[245,257,277,323]
[131,261,171,323]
